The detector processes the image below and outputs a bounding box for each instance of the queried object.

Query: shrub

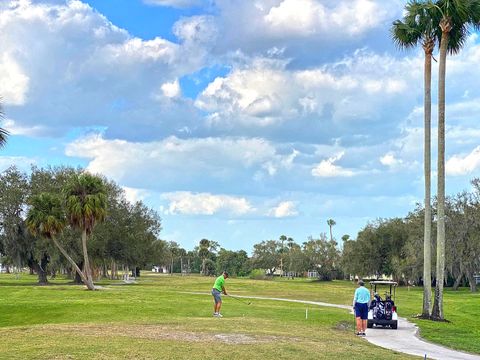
[249,269,270,280]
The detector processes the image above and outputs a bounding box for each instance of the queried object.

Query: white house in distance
[474,274,480,285]
[152,265,169,273]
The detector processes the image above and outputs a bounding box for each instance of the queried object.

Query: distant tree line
[342,179,480,292]
[0,166,478,292]
[157,235,342,281]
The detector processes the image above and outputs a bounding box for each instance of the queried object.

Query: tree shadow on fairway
[0,277,136,288]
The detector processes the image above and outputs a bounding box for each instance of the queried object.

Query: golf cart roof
[370,281,398,286]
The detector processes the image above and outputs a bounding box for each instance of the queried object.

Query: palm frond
[466,0,480,29]
[391,20,421,49]
[391,0,440,51]
[64,173,107,233]
[0,99,9,148]
[433,0,480,55]
[446,22,469,54]
[26,193,66,239]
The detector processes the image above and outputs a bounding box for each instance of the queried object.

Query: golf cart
[367,281,398,329]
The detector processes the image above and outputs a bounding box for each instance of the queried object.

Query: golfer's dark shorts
[212,288,222,304]
[355,302,368,320]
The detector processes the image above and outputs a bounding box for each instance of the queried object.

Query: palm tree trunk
[51,236,93,290]
[80,229,95,290]
[432,26,449,321]
[422,44,433,318]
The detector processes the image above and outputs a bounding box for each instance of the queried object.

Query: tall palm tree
[64,173,107,290]
[391,0,439,318]
[279,235,287,275]
[327,219,336,242]
[430,0,480,320]
[0,99,9,148]
[26,193,90,287]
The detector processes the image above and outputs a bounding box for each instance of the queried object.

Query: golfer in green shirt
[211,271,228,317]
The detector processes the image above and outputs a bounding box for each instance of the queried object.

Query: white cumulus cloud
[446,146,480,176]
[268,201,298,218]
[195,51,418,130]
[0,53,29,105]
[161,79,181,98]
[311,151,355,178]
[122,186,150,204]
[162,191,253,215]
[0,0,208,137]
[2,118,48,137]
[65,133,298,191]
[380,153,404,169]
[264,0,388,37]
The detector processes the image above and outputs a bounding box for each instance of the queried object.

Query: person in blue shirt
[353,280,370,336]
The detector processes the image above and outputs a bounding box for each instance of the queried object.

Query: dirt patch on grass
[334,321,353,331]
[25,324,280,344]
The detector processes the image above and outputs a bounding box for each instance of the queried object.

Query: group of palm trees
[26,174,107,291]
[392,0,480,320]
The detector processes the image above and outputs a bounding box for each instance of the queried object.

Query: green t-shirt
[213,275,225,292]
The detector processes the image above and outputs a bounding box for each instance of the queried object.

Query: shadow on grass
[0,280,128,287]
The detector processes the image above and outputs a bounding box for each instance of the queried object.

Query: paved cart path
[185,292,480,360]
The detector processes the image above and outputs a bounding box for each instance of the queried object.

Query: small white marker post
[306,308,308,320]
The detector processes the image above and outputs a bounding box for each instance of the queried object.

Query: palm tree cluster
[26,193,89,287]
[0,166,164,286]
[392,0,480,320]
[27,173,107,290]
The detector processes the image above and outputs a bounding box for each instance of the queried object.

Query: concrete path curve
[185,292,480,360]
[365,316,480,360]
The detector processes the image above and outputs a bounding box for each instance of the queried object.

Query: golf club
[353,307,357,335]
[228,294,252,305]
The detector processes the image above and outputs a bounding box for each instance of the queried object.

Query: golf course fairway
[0,273,478,359]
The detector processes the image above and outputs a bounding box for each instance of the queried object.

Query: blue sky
[1,0,480,252]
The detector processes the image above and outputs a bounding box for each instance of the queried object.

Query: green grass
[0,274,476,359]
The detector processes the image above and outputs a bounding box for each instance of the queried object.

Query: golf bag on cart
[384,295,395,321]
[370,293,384,319]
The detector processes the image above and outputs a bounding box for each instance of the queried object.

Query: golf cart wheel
[367,321,373,329]
[391,321,398,329]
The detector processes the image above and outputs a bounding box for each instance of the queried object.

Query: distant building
[474,274,480,285]
[152,265,169,273]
